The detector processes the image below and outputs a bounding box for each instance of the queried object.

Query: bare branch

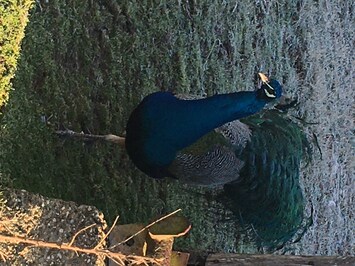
[0,233,162,265]
[0,251,8,262]
[68,223,96,247]
[94,215,119,249]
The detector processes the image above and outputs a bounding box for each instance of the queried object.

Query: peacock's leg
[55,129,125,147]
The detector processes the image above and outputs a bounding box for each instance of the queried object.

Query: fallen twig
[68,223,96,247]
[0,233,162,265]
[94,215,119,250]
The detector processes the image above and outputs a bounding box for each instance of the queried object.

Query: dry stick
[97,256,107,266]
[0,234,162,265]
[0,209,182,264]
[68,223,96,247]
[109,208,182,251]
[67,223,96,257]
[107,253,125,266]
[94,215,120,250]
[1,223,16,236]
[0,251,8,262]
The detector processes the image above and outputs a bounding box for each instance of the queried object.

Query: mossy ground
[0,0,353,254]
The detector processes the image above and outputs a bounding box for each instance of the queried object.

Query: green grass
[0,0,314,252]
[0,0,34,106]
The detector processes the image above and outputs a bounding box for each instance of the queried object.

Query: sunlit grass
[0,0,352,254]
[0,0,34,106]
[0,0,310,253]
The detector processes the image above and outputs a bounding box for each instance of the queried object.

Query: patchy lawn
[0,0,353,255]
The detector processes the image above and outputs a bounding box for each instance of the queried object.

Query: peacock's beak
[258,73,269,83]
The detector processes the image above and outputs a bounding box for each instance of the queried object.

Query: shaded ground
[0,189,106,265]
[0,0,353,257]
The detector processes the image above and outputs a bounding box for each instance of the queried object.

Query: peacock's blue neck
[126,91,270,177]
[160,92,268,149]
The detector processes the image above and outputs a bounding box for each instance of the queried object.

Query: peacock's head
[257,73,283,100]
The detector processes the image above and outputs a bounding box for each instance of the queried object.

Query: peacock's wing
[220,110,309,249]
[168,119,252,187]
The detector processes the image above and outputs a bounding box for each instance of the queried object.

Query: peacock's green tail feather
[220,110,309,248]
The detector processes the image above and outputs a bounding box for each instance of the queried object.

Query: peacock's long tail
[220,110,310,249]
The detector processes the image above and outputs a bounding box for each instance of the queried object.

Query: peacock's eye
[263,85,276,98]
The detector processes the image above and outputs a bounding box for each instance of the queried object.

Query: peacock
[124,72,309,248]
[125,73,282,183]
[57,73,309,248]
